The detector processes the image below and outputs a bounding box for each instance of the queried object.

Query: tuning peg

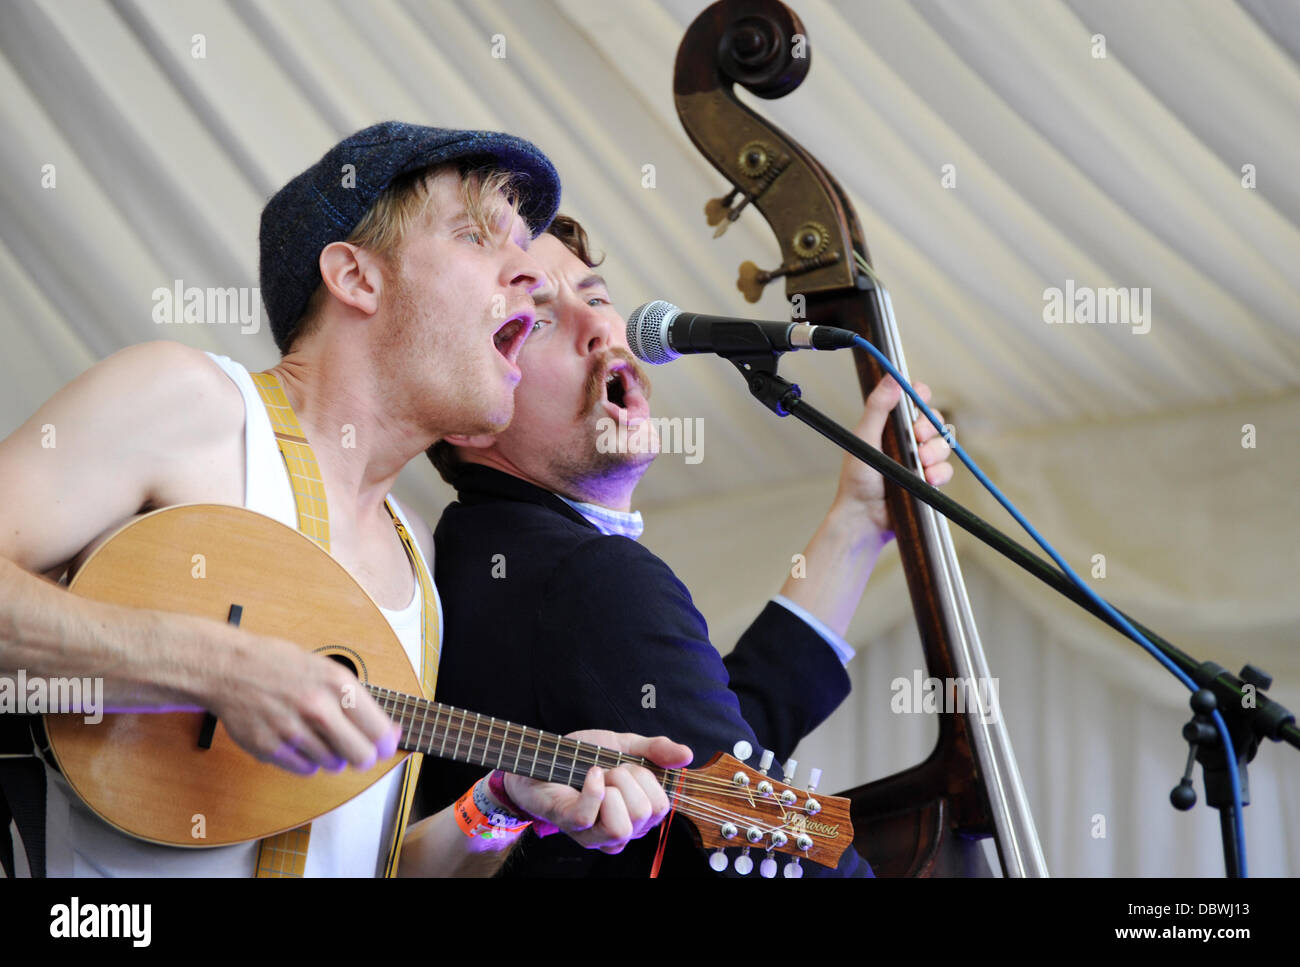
[783,758,798,783]
[759,855,778,879]
[805,767,823,814]
[734,848,754,876]
[704,189,743,228]
[709,849,728,872]
[705,193,734,227]
[783,858,803,878]
[756,749,775,795]
[732,740,753,762]
[706,191,753,238]
[737,261,768,303]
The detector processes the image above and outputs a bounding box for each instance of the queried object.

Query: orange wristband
[454,777,531,839]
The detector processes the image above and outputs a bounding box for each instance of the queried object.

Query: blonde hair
[283,162,522,350]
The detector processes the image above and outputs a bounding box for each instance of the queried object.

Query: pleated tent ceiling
[1,0,1297,875]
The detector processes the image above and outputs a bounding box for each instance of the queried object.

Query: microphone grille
[626,300,680,365]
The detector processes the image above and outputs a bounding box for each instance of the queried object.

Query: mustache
[579,348,652,418]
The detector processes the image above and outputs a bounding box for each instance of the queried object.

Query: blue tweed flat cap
[259,121,561,351]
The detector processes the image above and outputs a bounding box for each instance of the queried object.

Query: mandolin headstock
[675,752,853,876]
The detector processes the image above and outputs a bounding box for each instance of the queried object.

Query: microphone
[625,300,858,364]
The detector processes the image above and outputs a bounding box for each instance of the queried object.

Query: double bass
[672,0,1048,877]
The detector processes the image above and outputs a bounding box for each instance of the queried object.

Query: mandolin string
[364,687,831,820]
[375,688,633,771]
[367,687,658,774]
[381,702,764,800]
[384,691,785,832]
[666,792,789,831]
[364,686,832,840]
[390,732,829,849]
[370,687,800,800]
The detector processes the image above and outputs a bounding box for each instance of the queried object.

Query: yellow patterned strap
[249,372,330,550]
[381,505,440,877]
[249,371,321,877]
[247,371,439,878]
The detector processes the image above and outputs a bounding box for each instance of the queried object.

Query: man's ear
[442,432,497,450]
[318,241,385,316]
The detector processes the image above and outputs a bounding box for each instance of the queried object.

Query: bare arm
[0,342,397,773]
[779,377,953,638]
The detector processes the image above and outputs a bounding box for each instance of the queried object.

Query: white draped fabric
[1,0,1296,876]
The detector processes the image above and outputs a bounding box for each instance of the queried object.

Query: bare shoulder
[0,341,247,572]
[92,340,244,417]
[43,341,247,468]
[27,341,243,433]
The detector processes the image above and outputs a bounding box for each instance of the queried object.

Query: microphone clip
[726,352,802,418]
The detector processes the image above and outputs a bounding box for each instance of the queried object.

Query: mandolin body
[45,504,419,847]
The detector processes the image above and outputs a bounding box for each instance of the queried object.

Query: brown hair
[544,213,604,269]
[427,212,598,485]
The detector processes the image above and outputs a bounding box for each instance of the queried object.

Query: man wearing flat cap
[0,121,689,877]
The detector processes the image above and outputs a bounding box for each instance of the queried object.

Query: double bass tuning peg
[705,189,749,234]
[705,182,770,238]
[737,260,779,304]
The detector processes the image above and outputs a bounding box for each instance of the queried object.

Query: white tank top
[40,353,440,877]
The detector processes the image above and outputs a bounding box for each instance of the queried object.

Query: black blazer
[416,464,869,877]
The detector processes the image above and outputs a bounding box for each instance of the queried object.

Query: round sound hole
[314,646,368,683]
[327,653,357,676]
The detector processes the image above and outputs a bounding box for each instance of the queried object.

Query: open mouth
[605,369,627,409]
[493,314,533,366]
[602,363,649,422]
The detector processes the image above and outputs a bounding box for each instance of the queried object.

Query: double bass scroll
[672,0,1048,877]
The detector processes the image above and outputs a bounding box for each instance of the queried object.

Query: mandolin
[43,503,851,871]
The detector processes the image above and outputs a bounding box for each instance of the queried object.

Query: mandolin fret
[364,688,666,791]
[469,713,482,765]
[413,697,429,753]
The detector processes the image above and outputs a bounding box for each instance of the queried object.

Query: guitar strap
[249,371,438,878]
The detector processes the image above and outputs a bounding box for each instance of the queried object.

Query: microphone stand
[726,349,1298,877]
